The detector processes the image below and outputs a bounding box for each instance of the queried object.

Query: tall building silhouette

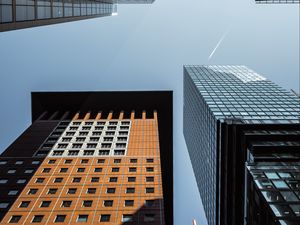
[183,65,300,225]
[0,91,173,225]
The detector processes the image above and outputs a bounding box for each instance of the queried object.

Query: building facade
[0,91,173,225]
[183,65,300,225]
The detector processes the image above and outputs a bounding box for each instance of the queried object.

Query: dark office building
[0,91,173,225]
[183,65,300,225]
[255,0,299,3]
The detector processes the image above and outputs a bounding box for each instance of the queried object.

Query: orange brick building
[0,91,173,225]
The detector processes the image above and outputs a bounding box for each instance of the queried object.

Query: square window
[32,215,44,223]
[103,200,113,207]
[28,189,38,195]
[16,179,26,184]
[64,159,73,164]
[0,202,9,209]
[114,159,121,163]
[0,179,8,184]
[97,159,105,164]
[48,160,56,164]
[15,161,24,165]
[106,188,115,194]
[54,178,63,183]
[0,160,8,165]
[8,190,18,196]
[87,188,96,194]
[109,177,118,182]
[130,159,137,163]
[100,214,110,222]
[82,200,92,207]
[124,200,134,207]
[36,178,45,183]
[19,201,30,208]
[146,158,154,163]
[54,215,66,223]
[83,150,94,156]
[122,215,133,222]
[61,201,72,208]
[9,215,21,223]
[77,215,88,222]
[129,167,136,172]
[146,177,154,182]
[32,161,40,165]
[60,168,68,173]
[145,200,155,207]
[24,169,34,174]
[48,188,57,194]
[7,170,16,174]
[144,214,155,222]
[40,201,51,208]
[81,159,89,164]
[112,167,119,172]
[91,177,99,182]
[77,168,85,172]
[146,167,154,172]
[92,167,102,172]
[67,188,77,194]
[126,188,135,194]
[128,177,136,182]
[43,168,51,173]
[73,177,81,183]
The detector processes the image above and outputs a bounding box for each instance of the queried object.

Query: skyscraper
[0,0,155,32]
[183,65,300,225]
[0,91,173,225]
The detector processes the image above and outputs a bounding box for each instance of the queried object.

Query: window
[97,159,105,163]
[68,150,79,156]
[77,215,88,222]
[36,178,45,183]
[83,150,94,156]
[103,137,113,142]
[100,214,110,222]
[60,168,68,173]
[15,161,24,165]
[114,159,121,163]
[0,160,8,165]
[79,132,88,136]
[67,188,77,194]
[40,201,51,208]
[114,150,125,155]
[48,188,57,194]
[8,190,18,196]
[129,167,136,172]
[146,177,154,182]
[99,150,110,155]
[48,159,56,164]
[54,178,63,183]
[73,177,81,183]
[7,169,16,174]
[9,215,21,223]
[28,189,38,195]
[94,167,102,172]
[32,215,44,223]
[97,122,105,125]
[106,188,115,194]
[87,144,97,148]
[146,158,154,163]
[19,201,30,208]
[0,179,8,184]
[82,200,92,207]
[76,137,85,142]
[144,214,155,222]
[54,215,66,223]
[64,159,72,164]
[91,177,99,183]
[109,177,118,182]
[112,167,119,172]
[72,144,82,149]
[130,159,137,163]
[128,177,136,182]
[145,200,155,207]
[116,143,126,148]
[53,150,64,156]
[43,168,51,173]
[92,132,102,136]
[146,187,154,193]
[61,201,72,208]
[146,167,154,172]
[87,188,96,194]
[103,200,113,207]
[124,200,134,207]
[0,202,9,209]
[90,137,100,142]
[126,188,135,194]
[24,169,34,174]
[81,159,89,164]
[77,168,85,172]
[122,215,133,222]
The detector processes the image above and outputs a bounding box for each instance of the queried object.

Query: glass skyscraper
[183,65,300,225]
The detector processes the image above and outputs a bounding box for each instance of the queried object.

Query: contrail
[208,29,230,61]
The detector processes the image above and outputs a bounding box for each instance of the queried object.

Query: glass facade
[183,65,300,225]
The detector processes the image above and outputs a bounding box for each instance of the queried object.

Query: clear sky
[0,0,299,224]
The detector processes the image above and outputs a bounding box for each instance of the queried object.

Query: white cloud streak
[208,29,230,61]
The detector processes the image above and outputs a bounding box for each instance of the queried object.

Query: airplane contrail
[208,29,230,61]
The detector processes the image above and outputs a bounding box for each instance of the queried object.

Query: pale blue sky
[0,0,299,224]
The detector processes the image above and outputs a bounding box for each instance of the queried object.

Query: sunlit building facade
[183,65,300,225]
[0,91,173,225]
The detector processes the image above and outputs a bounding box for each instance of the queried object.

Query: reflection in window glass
[273,180,289,189]
[262,191,283,202]
[290,205,300,216]
[270,204,293,217]
[265,172,279,179]
[280,191,299,202]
